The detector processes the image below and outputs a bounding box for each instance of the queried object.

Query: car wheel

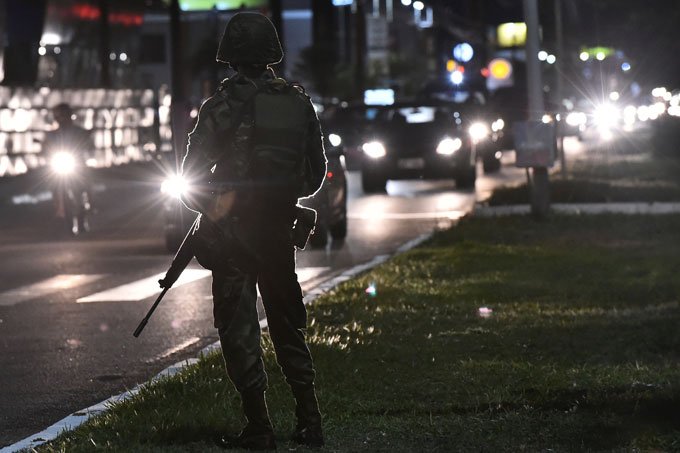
[361,172,387,193]
[330,215,347,240]
[309,222,329,248]
[482,154,502,174]
[456,165,477,189]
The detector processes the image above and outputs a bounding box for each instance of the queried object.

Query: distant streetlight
[401,0,412,5]
[596,51,605,61]
[453,43,474,63]
[579,51,589,61]
[413,1,424,11]
[450,71,464,85]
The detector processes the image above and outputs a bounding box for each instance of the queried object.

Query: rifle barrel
[133,287,169,337]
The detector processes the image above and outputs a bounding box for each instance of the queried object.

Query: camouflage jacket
[181,69,326,213]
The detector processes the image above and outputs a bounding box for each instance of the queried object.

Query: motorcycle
[49,150,92,235]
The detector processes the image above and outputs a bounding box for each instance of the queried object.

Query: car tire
[482,154,502,174]
[330,215,347,240]
[361,172,387,193]
[309,222,329,248]
[456,165,477,189]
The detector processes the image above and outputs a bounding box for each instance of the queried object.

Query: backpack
[214,78,312,198]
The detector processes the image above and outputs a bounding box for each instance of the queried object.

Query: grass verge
[39,214,680,452]
[489,136,680,205]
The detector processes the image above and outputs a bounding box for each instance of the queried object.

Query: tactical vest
[216,78,310,197]
[250,83,310,195]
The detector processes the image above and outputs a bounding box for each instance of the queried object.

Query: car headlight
[161,175,189,199]
[328,133,342,147]
[362,141,386,159]
[491,119,505,132]
[593,104,621,128]
[436,137,463,156]
[50,151,76,175]
[566,111,587,127]
[468,122,489,142]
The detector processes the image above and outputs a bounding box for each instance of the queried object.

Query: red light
[481,68,490,78]
[326,171,334,179]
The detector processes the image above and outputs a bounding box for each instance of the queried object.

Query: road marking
[296,267,330,283]
[347,210,466,220]
[76,269,212,303]
[75,267,328,304]
[0,274,106,307]
[147,337,202,363]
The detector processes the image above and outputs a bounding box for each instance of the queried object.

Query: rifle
[133,215,200,337]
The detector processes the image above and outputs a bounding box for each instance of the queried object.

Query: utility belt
[193,190,317,273]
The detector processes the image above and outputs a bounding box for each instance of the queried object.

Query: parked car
[356,100,504,192]
[159,135,348,252]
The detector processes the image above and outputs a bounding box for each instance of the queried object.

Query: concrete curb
[474,202,680,217]
[3,231,435,453]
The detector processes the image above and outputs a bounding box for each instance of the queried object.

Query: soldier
[180,12,327,450]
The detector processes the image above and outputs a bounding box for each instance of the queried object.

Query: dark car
[356,101,503,192]
[160,136,348,252]
[299,139,348,248]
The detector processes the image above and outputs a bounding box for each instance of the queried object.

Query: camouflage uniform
[180,12,326,450]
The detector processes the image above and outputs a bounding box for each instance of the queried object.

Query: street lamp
[413,1,424,10]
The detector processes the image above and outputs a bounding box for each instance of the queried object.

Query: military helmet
[216,12,283,65]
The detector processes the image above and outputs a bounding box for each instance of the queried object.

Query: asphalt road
[0,158,524,447]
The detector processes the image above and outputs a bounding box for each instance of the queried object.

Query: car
[299,136,348,248]
[159,135,348,252]
[355,101,504,193]
[319,104,371,171]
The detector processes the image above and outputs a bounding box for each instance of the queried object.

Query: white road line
[148,337,201,363]
[76,269,212,303]
[347,210,466,220]
[296,267,330,283]
[0,275,106,307]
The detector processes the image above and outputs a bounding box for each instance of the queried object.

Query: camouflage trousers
[210,209,316,395]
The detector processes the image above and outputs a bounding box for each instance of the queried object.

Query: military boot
[219,390,276,450]
[291,386,324,448]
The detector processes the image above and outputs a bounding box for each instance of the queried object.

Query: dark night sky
[477,0,680,86]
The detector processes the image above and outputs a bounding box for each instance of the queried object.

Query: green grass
[39,215,680,452]
[490,137,680,205]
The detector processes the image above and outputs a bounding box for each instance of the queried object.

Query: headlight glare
[491,119,505,132]
[362,141,386,159]
[593,104,621,128]
[161,175,189,199]
[566,111,587,127]
[328,133,342,147]
[436,137,463,155]
[468,122,489,142]
[50,151,76,175]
